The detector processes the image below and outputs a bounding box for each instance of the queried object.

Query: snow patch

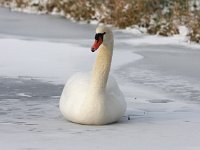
[178,26,189,37]
[124,34,200,49]
[0,38,140,84]
[17,93,32,97]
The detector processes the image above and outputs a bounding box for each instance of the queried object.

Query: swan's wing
[65,72,90,90]
[63,72,90,96]
[105,76,126,118]
[60,72,90,107]
[106,75,125,100]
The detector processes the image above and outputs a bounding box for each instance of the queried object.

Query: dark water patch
[148,99,174,103]
[0,77,63,100]
[0,76,63,123]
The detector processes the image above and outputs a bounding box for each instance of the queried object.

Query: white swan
[59,25,126,125]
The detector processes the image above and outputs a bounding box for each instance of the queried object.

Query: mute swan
[59,25,126,125]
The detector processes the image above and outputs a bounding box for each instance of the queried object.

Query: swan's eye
[95,32,106,41]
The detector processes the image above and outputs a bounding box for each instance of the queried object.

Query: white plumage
[59,26,126,125]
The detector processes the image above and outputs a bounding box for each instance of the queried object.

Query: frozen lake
[0,7,200,150]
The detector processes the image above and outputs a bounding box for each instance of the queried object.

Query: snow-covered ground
[0,38,141,84]
[0,7,200,150]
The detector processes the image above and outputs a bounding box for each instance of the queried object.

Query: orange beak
[91,38,103,52]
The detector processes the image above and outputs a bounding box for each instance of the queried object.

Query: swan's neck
[89,43,113,95]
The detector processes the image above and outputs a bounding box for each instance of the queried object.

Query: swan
[59,25,126,125]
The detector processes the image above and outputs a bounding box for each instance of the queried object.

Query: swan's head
[91,25,113,52]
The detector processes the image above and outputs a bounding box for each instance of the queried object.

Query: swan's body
[59,26,126,125]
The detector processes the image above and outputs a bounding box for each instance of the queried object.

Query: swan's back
[59,73,126,125]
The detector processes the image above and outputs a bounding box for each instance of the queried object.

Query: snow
[178,26,189,37]
[121,26,147,35]
[0,38,139,84]
[0,8,200,150]
[123,34,200,49]
[17,93,32,97]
